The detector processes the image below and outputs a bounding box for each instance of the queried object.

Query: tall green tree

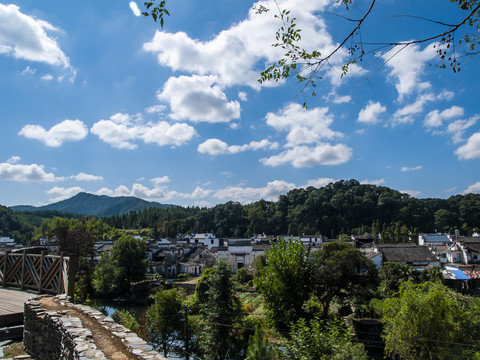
[254,238,310,330]
[383,281,480,360]
[310,241,378,318]
[246,325,274,360]
[146,288,185,357]
[93,235,147,297]
[195,259,245,360]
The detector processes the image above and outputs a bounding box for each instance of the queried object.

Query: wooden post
[67,253,77,300]
[20,249,26,290]
[38,251,47,294]
[2,250,9,288]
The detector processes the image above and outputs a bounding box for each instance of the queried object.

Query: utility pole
[182,305,190,360]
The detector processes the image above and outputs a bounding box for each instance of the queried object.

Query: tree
[310,241,378,318]
[279,316,368,360]
[93,235,147,297]
[246,325,274,360]
[383,281,480,359]
[195,259,245,360]
[254,238,310,330]
[146,288,185,357]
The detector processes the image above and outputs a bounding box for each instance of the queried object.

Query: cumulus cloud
[303,177,336,188]
[266,103,343,146]
[385,43,437,100]
[462,181,480,194]
[455,132,480,160]
[446,116,478,144]
[0,162,59,182]
[0,4,74,76]
[424,106,464,128]
[47,186,83,202]
[261,143,352,168]
[198,138,278,155]
[357,101,387,124]
[214,180,296,203]
[401,165,422,172]
[90,112,196,149]
[151,176,170,185]
[19,119,88,147]
[70,172,103,181]
[143,0,342,89]
[392,93,436,125]
[157,75,240,123]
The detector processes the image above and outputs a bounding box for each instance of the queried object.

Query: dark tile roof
[377,244,438,263]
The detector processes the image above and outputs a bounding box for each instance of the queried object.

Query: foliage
[310,241,378,318]
[254,238,310,330]
[383,281,480,359]
[378,262,444,298]
[246,325,274,360]
[103,180,480,240]
[195,259,246,360]
[235,266,250,284]
[93,235,147,297]
[146,288,185,357]
[112,309,139,332]
[278,316,368,360]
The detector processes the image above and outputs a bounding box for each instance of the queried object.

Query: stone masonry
[24,295,166,360]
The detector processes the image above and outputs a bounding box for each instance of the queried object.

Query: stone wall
[24,295,166,360]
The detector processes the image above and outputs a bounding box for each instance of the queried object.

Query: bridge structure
[0,249,74,337]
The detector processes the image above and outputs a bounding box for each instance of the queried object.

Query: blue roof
[450,269,470,280]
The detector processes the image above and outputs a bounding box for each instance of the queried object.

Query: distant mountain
[11,192,176,217]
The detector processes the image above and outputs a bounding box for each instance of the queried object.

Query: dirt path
[39,297,141,360]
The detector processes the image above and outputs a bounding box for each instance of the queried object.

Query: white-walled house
[189,233,223,249]
[418,233,453,246]
[217,239,256,273]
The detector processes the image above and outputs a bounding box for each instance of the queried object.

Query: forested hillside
[105,180,480,240]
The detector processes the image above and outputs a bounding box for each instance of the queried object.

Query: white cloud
[462,181,480,194]
[385,43,437,100]
[41,74,53,81]
[198,138,278,155]
[21,66,36,75]
[129,2,141,17]
[455,132,480,160]
[401,165,422,172]
[260,143,352,167]
[19,119,88,147]
[70,172,103,181]
[7,156,20,164]
[145,104,167,114]
[90,113,196,149]
[446,116,478,144]
[214,180,296,203]
[94,187,114,196]
[357,101,387,124]
[361,178,386,185]
[0,4,73,73]
[143,0,340,89]
[238,91,248,101]
[303,177,336,188]
[325,91,352,104]
[151,176,170,185]
[265,103,343,146]
[157,75,241,123]
[46,186,83,202]
[0,162,58,182]
[392,93,435,125]
[424,106,464,128]
[401,189,421,197]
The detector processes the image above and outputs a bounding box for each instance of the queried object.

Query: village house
[375,244,441,267]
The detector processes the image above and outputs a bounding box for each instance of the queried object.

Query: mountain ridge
[11,192,176,217]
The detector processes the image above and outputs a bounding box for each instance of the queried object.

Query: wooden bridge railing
[0,250,74,296]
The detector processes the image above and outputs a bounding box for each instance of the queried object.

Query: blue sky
[0,0,479,207]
